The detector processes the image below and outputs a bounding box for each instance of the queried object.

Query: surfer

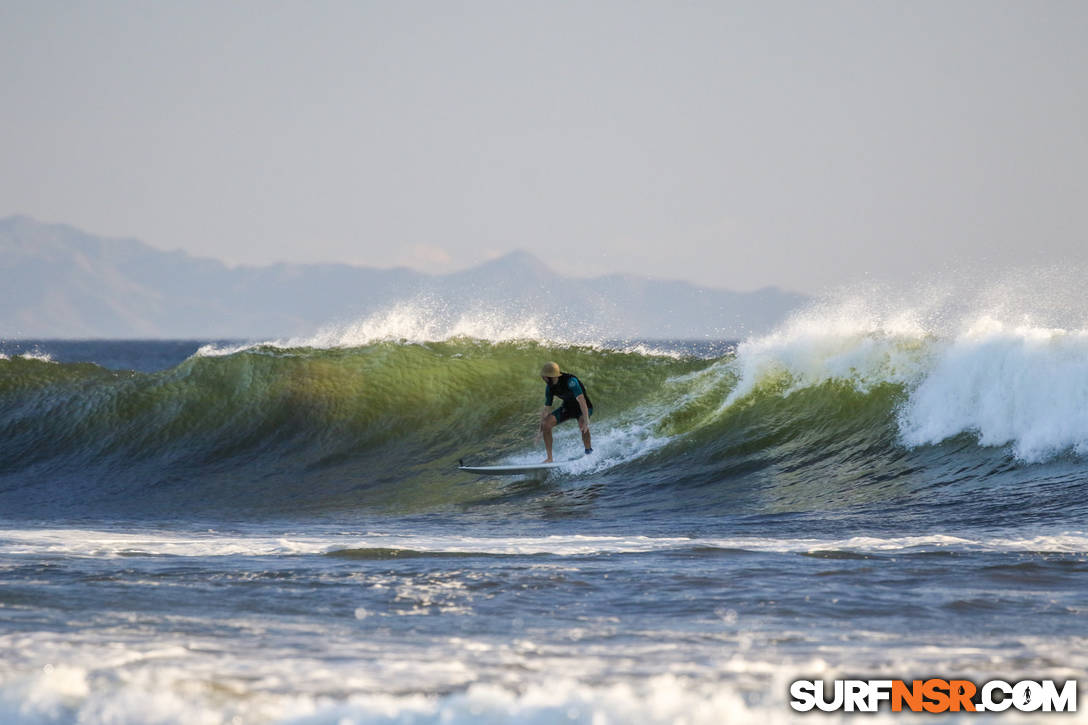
[538,361,593,462]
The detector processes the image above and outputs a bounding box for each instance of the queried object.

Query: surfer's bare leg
[540,414,555,462]
[578,412,592,453]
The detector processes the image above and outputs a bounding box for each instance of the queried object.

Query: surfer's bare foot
[542,458,553,463]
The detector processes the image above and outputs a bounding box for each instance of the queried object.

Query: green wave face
[0,342,716,514]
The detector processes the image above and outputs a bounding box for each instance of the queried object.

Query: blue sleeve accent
[545,385,553,406]
[568,377,584,397]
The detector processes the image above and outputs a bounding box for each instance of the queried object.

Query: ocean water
[1,300,1087,723]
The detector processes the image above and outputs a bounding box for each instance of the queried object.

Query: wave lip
[193,301,699,360]
[196,300,574,357]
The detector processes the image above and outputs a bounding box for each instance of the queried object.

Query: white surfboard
[457,456,585,476]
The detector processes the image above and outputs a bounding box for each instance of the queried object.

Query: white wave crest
[720,276,1088,462]
[897,318,1088,461]
[288,301,559,347]
[0,350,55,363]
[194,299,695,358]
[722,296,932,407]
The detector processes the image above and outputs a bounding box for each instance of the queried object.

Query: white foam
[898,319,1088,461]
[3,528,1085,559]
[17,350,55,363]
[195,300,576,357]
[1,628,1083,725]
[0,350,55,363]
[721,296,932,409]
[286,300,561,348]
[717,280,1088,462]
[193,341,254,358]
[0,655,812,725]
[287,677,773,725]
[501,412,673,478]
[0,529,332,558]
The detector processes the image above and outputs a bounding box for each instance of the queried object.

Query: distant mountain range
[0,216,808,340]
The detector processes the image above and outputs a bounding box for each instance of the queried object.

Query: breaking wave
[3,294,1088,519]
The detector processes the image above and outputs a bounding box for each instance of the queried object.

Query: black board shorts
[551,404,593,425]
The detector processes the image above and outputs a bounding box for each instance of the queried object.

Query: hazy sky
[2,1,1085,293]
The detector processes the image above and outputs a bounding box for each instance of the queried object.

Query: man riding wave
[538,361,593,462]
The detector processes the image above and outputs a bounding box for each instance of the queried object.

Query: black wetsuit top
[545,373,593,412]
